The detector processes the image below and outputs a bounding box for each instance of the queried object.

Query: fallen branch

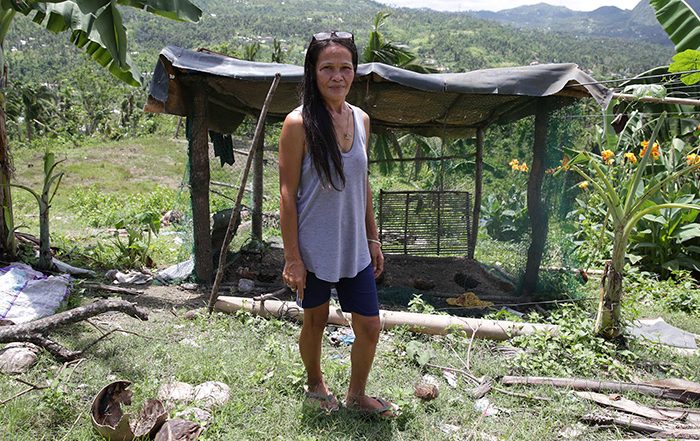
[0,299,148,361]
[84,283,143,296]
[502,376,700,404]
[0,378,47,406]
[582,412,664,434]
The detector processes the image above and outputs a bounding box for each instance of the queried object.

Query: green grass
[3,298,698,440]
[3,134,700,440]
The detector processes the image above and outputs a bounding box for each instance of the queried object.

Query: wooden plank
[576,391,674,421]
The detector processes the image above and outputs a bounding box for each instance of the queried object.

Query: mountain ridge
[470,1,671,46]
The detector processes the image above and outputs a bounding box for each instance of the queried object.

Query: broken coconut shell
[414,375,440,401]
[91,381,167,441]
[154,419,203,441]
[132,399,168,438]
[91,381,135,441]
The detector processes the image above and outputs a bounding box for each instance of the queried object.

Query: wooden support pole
[208,74,281,313]
[522,100,551,296]
[252,123,265,242]
[468,127,484,260]
[190,85,213,284]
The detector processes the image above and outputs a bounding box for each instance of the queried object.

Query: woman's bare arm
[279,111,307,298]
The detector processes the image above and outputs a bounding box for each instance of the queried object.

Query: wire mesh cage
[378,190,471,256]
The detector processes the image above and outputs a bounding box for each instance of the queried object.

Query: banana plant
[11,151,64,270]
[0,0,202,259]
[650,0,700,53]
[564,112,700,339]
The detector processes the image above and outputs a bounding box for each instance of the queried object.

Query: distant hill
[471,1,672,46]
[5,0,674,86]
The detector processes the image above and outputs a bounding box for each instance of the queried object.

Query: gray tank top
[296,104,371,282]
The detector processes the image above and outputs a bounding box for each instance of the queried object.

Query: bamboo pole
[613,93,700,107]
[214,296,557,340]
[207,74,281,313]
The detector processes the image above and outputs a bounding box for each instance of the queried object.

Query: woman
[278,31,396,417]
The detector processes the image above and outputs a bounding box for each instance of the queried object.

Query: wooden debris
[85,283,143,296]
[576,391,674,421]
[582,412,665,434]
[502,376,700,404]
[0,299,148,361]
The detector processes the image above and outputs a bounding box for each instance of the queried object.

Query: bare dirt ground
[87,245,521,321]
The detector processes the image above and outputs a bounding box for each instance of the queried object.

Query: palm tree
[361,11,436,74]
[0,0,202,259]
[361,12,436,174]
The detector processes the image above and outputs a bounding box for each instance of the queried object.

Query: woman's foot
[304,382,339,412]
[345,394,399,418]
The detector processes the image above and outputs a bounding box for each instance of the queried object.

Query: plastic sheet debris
[0,263,70,323]
[237,278,255,293]
[628,317,697,349]
[155,259,194,284]
[327,327,355,346]
[474,397,499,416]
[443,369,458,388]
[112,271,152,285]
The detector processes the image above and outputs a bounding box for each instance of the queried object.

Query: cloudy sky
[374,0,641,12]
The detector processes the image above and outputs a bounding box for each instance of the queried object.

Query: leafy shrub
[511,305,636,378]
[480,187,529,242]
[627,269,700,315]
[70,185,181,228]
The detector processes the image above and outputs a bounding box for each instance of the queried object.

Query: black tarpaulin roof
[146,45,612,137]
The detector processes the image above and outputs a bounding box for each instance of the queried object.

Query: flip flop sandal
[304,388,340,413]
[347,396,399,419]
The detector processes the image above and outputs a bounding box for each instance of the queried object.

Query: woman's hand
[283,259,307,300]
[369,242,384,278]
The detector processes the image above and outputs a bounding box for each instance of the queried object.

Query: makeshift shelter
[145,45,612,293]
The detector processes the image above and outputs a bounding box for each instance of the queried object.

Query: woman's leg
[299,300,330,393]
[347,312,381,398]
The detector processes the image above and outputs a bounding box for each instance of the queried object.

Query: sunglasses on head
[312,31,354,42]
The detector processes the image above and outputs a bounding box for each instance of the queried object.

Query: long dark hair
[300,33,358,191]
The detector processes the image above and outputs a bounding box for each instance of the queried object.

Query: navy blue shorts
[300,264,379,317]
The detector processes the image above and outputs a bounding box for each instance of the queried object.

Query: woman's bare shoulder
[284,108,304,127]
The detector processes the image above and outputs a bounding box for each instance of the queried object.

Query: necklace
[342,105,352,140]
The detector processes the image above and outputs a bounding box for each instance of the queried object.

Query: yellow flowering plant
[561,113,700,339]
